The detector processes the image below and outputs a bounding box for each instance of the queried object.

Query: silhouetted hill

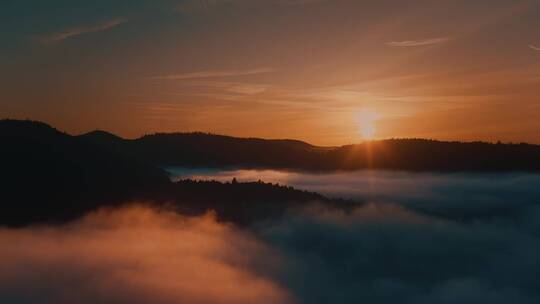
[79,129,125,143]
[82,128,540,172]
[0,120,170,225]
[82,131,325,168]
[0,120,351,226]
[159,179,353,226]
[327,139,540,171]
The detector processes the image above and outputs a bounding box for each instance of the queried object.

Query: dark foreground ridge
[1,120,351,226]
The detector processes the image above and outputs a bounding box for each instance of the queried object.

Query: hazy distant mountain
[329,139,540,171]
[81,126,540,172]
[81,130,327,169]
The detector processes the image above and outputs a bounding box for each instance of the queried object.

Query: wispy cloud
[151,68,275,80]
[278,0,330,5]
[177,0,327,13]
[529,45,540,51]
[185,80,270,95]
[386,37,451,47]
[42,18,127,43]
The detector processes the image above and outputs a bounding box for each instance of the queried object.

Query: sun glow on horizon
[357,109,378,140]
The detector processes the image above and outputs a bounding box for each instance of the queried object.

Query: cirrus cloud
[150,68,275,80]
[41,18,127,43]
[386,37,451,47]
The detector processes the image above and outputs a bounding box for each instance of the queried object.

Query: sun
[360,120,376,140]
[357,109,378,140]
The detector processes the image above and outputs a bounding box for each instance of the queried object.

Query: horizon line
[2,118,538,147]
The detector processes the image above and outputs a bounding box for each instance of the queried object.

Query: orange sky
[1,0,540,145]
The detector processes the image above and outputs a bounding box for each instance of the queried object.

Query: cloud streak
[151,68,275,80]
[43,18,127,42]
[386,37,451,47]
[529,45,540,51]
[176,0,328,12]
[183,80,270,94]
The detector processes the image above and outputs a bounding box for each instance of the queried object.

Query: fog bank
[0,205,291,304]
[3,170,540,303]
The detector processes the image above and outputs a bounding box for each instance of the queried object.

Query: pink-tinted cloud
[0,205,292,304]
[386,37,451,47]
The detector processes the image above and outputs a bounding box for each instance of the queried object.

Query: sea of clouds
[1,171,540,303]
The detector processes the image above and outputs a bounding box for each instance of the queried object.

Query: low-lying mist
[258,202,540,303]
[0,206,292,304]
[170,168,540,221]
[2,171,540,303]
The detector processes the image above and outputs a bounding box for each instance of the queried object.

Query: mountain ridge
[4,119,540,172]
[79,124,540,172]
